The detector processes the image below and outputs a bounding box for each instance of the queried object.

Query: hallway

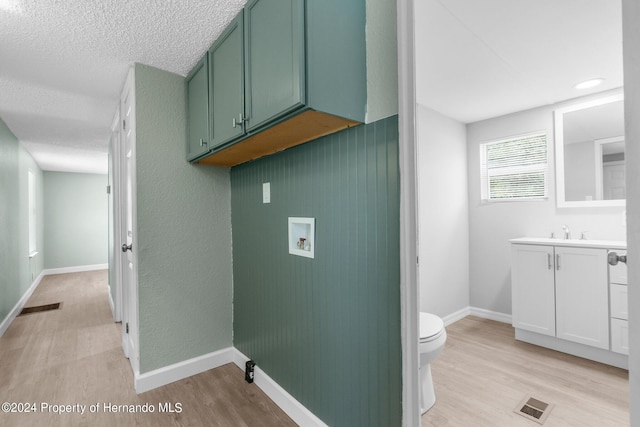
[0,271,296,427]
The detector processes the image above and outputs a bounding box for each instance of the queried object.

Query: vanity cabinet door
[554,247,609,349]
[511,244,556,337]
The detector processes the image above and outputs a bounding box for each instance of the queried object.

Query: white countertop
[510,237,626,250]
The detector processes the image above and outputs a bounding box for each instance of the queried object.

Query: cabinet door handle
[232,113,246,129]
[556,254,560,270]
[199,139,207,147]
[547,253,552,270]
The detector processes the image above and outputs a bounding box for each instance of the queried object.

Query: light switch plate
[263,182,271,204]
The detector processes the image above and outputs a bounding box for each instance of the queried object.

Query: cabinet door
[209,12,245,149]
[511,244,556,336]
[186,56,210,161]
[555,247,609,349]
[244,0,305,131]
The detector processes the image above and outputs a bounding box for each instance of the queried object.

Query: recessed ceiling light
[574,78,605,90]
[0,0,23,14]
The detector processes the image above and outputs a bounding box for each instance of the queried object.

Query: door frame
[110,107,123,323]
[397,0,420,425]
[113,66,140,376]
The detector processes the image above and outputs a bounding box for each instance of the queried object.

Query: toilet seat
[420,312,444,343]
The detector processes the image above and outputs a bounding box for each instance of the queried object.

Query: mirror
[554,92,625,207]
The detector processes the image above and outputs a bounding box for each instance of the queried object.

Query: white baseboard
[441,307,471,326]
[135,347,235,394]
[43,263,108,275]
[441,306,512,327]
[0,270,46,337]
[232,348,328,427]
[469,307,512,324]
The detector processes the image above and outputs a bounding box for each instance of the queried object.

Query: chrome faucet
[562,224,571,240]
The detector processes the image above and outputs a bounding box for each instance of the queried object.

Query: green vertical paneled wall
[231,115,401,426]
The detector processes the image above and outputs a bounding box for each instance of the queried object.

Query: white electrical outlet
[263,182,271,204]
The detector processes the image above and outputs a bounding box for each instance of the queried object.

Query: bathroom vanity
[510,237,628,369]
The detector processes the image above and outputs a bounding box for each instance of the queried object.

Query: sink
[510,237,626,249]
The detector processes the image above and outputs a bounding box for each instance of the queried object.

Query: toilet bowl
[419,312,447,414]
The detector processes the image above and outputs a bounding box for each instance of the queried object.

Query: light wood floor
[423,316,629,427]
[0,271,296,427]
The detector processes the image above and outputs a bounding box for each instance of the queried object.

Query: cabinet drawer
[610,283,628,320]
[611,318,629,355]
[609,256,627,284]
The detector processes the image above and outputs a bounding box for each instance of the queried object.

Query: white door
[555,247,609,349]
[603,161,625,200]
[511,244,556,337]
[120,70,138,373]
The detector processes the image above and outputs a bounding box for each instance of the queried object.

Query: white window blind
[480,133,548,201]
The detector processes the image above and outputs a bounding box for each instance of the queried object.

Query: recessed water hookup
[245,360,256,383]
[288,217,315,258]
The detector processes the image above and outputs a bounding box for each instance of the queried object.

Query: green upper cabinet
[209,12,245,149]
[186,56,210,161]
[190,0,367,167]
[244,0,305,132]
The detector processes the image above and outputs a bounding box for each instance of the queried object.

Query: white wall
[416,104,469,317]
[467,94,627,316]
[564,141,597,201]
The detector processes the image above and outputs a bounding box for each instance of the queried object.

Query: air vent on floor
[514,395,554,424]
[19,303,62,316]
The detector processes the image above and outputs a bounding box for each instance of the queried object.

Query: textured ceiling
[0,0,245,174]
[1,0,624,174]
[415,0,623,124]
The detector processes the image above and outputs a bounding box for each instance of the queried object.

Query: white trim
[397,0,420,425]
[441,307,471,326]
[134,347,235,394]
[43,264,108,276]
[108,285,116,318]
[469,307,512,324]
[0,270,46,337]
[232,348,328,427]
[441,307,512,327]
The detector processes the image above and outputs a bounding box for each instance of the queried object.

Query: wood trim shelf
[196,110,361,167]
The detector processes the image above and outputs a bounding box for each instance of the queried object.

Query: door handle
[121,243,132,253]
[608,251,627,266]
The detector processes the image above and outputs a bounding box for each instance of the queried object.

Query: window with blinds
[480,133,548,201]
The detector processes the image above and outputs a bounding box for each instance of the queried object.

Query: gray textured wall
[134,63,233,373]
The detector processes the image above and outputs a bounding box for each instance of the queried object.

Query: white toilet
[419,312,447,414]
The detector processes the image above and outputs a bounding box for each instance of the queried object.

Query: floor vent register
[19,303,62,316]
[514,395,554,424]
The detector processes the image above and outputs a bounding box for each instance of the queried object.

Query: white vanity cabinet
[510,237,627,368]
[511,244,608,348]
